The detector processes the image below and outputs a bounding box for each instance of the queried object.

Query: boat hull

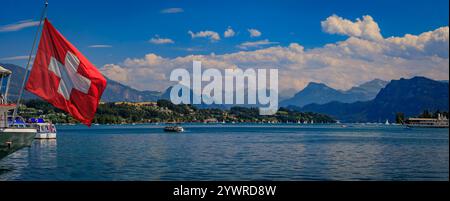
[35,132,57,139]
[164,126,184,133]
[0,129,37,160]
[164,129,184,133]
[406,124,449,128]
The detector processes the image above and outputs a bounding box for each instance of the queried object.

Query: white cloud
[385,27,449,58]
[237,39,279,49]
[0,55,34,61]
[101,64,129,83]
[188,30,220,41]
[161,8,184,14]
[101,15,449,93]
[183,47,204,52]
[248,28,262,37]
[89,45,112,48]
[149,35,175,44]
[321,14,382,41]
[224,26,235,38]
[0,20,39,32]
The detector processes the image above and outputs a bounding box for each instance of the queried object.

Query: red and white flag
[25,19,107,126]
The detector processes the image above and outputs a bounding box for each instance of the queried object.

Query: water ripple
[0,124,448,181]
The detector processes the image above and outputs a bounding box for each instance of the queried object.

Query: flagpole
[12,0,48,121]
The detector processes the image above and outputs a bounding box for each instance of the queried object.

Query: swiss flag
[25,19,107,126]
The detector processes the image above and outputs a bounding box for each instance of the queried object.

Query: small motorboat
[164,125,184,133]
[29,118,57,139]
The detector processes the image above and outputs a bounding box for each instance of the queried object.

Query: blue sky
[1,0,448,67]
[0,0,449,93]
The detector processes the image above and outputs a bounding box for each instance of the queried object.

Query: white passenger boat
[29,118,57,139]
[405,114,449,128]
[0,66,37,159]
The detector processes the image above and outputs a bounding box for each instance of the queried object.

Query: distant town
[19,99,336,124]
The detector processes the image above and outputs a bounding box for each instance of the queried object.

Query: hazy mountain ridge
[281,79,388,107]
[3,64,448,123]
[297,76,449,122]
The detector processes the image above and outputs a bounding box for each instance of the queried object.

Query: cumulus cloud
[321,15,383,41]
[160,8,184,14]
[238,39,279,49]
[149,35,175,44]
[0,19,39,32]
[188,30,220,41]
[248,28,262,37]
[101,64,129,83]
[385,27,449,58]
[224,26,235,38]
[101,15,449,93]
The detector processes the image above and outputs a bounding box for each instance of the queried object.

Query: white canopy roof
[0,65,12,75]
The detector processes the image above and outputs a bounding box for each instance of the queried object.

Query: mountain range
[280,79,388,107]
[2,63,448,122]
[294,76,449,122]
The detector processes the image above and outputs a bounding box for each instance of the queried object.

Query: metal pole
[0,76,4,104]
[12,0,48,120]
[5,75,11,103]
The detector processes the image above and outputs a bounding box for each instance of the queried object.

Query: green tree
[395,112,405,124]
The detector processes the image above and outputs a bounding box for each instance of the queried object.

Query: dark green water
[0,124,448,180]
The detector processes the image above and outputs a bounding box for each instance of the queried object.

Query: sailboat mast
[12,0,48,120]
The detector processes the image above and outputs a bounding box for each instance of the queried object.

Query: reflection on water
[0,148,30,180]
[31,140,58,169]
[0,140,57,180]
[0,124,448,181]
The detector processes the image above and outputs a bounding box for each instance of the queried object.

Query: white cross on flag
[48,51,92,100]
[25,19,107,126]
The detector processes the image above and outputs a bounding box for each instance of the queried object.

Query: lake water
[0,124,448,181]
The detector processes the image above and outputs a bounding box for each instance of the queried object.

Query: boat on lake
[29,118,57,139]
[405,114,449,128]
[0,66,37,160]
[164,125,184,133]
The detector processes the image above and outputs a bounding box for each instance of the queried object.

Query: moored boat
[28,118,57,139]
[0,126,37,159]
[0,65,37,160]
[405,114,449,128]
